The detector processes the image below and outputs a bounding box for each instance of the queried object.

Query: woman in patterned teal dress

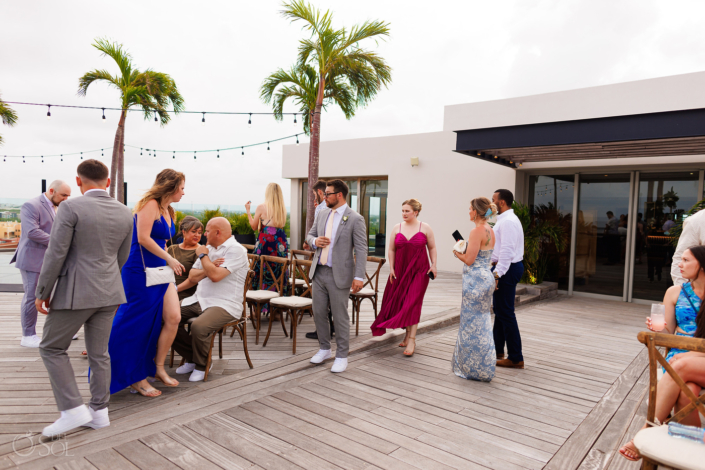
[452,197,497,382]
[246,183,289,312]
[619,245,705,462]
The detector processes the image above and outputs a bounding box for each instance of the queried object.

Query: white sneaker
[42,405,92,438]
[85,407,109,429]
[188,364,212,382]
[176,362,196,374]
[331,357,348,373]
[72,334,79,340]
[21,335,41,348]
[310,349,332,364]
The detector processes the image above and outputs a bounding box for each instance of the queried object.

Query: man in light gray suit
[34,160,133,438]
[306,179,367,373]
[11,180,71,348]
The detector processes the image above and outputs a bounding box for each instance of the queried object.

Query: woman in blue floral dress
[246,183,289,313]
[451,197,498,382]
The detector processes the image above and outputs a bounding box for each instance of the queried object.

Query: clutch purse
[453,239,467,254]
[139,243,175,287]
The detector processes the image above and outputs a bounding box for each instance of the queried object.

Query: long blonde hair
[264,182,286,227]
[134,169,185,221]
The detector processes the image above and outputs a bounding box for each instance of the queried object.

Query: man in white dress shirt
[11,180,71,347]
[172,217,248,382]
[671,208,705,285]
[491,189,525,369]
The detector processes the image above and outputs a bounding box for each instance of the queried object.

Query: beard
[50,195,62,207]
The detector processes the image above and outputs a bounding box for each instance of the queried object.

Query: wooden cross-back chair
[245,255,289,345]
[247,253,259,271]
[289,249,314,296]
[268,259,313,354]
[349,256,386,336]
[242,244,255,253]
[634,331,705,469]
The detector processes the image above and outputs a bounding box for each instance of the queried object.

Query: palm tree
[261,0,392,232]
[0,94,18,146]
[78,38,184,203]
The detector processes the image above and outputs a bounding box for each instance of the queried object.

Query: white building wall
[283,131,516,274]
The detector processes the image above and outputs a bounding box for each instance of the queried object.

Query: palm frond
[77,69,120,96]
[343,20,391,49]
[0,97,18,127]
[92,38,133,83]
[281,0,333,36]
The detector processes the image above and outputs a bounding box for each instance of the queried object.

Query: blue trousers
[492,261,524,362]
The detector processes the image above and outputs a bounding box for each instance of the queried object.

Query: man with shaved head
[172,217,249,382]
[11,179,72,347]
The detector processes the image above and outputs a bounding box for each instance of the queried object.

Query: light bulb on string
[140,148,143,156]
[241,147,244,156]
[101,149,104,157]
[217,150,220,159]
[80,152,83,160]
[102,108,106,121]
[46,105,51,120]
[154,111,158,122]
[248,113,252,128]
[202,112,206,125]
[3,156,5,163]
[296,135,299,146]
[173,151,175,159]
[23,156,25,163]
[293,114,297,126]
[153,150,156,158]
[267,142,270,152]
[41,156,44,163]
[60,154,63,162]
[194,151,197,160]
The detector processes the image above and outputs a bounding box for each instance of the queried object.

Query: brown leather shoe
[496,353,506,359]
[496,359,524,369]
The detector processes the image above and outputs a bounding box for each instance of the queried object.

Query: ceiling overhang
[454,108,705,168]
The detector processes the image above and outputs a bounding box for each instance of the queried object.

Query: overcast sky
[2,0,705,208]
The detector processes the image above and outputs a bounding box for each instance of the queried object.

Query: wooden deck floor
[0,269,653,470]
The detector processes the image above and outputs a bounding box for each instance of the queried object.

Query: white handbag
[453,239,467,254]
[139,242,175,287]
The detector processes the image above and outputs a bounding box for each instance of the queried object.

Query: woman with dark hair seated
[620,245,705,461]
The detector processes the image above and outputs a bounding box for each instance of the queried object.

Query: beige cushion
[246,290,280,301]
[290,278,306,286]
[351,287,375,296]
[634,425,705,470]
[270,297,313,308]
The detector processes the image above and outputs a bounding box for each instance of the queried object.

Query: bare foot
[399,333,410,347]
[403,337,416,356]
[154,367,179,387]
[618,439,641,461]
[130,379,161,397]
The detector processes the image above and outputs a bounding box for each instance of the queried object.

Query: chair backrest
[363,256,386,292]
[242,244,255,252]
[259,255,289,295]
[291,259,313,298]
[290,249,314,263]
[638,331,705,425]
[247,253,259,271]
[241,269,255,319]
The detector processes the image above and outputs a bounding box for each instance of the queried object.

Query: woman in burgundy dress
[371,199,437,356]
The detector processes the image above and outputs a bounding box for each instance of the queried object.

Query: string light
[173,151,175,159]
[153,150,156,158]
[23,156,25,163]
[296,135,299,146]
[80,152,83,160]
[194,151,197,160]
[102,108,106,121]
[293,114,297,125]
[101,149,103,157]
[248,113,252,128]
[60,154,63,162]
[202,112,206,125]
[154,111,158,122]
[41,156,44,163]
[217,150,220,159]
[267,142,270,152]
[241,147,244,155]
[46,105,51,120]
[140,148,143,156]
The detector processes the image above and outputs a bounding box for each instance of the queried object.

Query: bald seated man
[12,180,72,347]
[172,217,249,382]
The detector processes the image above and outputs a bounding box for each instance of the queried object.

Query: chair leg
[204,333,216,382]
[254,303,262,345]
[280,310,288,337]
[355,300,360,337]
[218,330,223,359]
[291,309,298,354]
[263,307,276,347]
[240,323,253,369]
[373,294,378,318]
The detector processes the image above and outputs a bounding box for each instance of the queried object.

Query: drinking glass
[650,304,666,332]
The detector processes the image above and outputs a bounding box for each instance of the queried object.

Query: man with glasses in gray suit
[34,160,133,438]
[306,179,367,373]
[11,180,71,348]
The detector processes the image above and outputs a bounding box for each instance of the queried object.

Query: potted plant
[229,213,256,245]
[513,201,567,285]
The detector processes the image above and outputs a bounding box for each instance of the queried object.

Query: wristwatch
[198,253,208,260]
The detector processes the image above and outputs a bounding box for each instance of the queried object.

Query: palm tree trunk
[305,78,326,233]
[108,112,125,199]
[116,110,126,204]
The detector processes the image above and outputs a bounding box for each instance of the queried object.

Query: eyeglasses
[324,191,341,197]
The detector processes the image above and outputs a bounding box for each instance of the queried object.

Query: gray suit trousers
[19,269,39,336]
[39,305,118,411]
[313,265,351,358]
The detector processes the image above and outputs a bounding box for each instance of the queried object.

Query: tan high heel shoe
[403,337,416,357]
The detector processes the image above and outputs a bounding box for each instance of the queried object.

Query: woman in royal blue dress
[109,169,186,397]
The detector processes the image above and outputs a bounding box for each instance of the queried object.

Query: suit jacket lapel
[40,195,55,221]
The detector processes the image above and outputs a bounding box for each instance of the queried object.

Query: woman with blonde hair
[370,198,437,357]
[245,183,289,316]
[109,169,186,397]
[451,197,497,382]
